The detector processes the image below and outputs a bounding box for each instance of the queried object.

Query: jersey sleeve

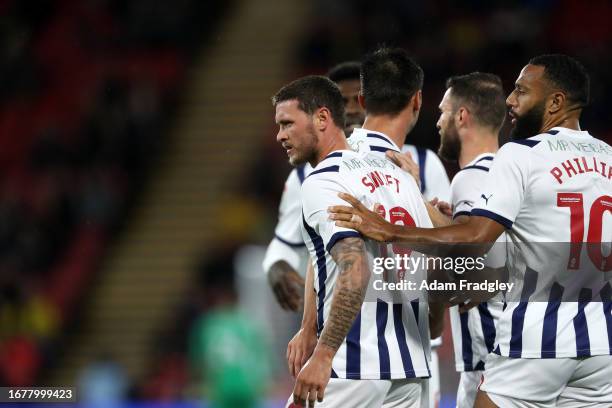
[450,170,482,219]
[451,167,507,268]
[423,150,451,203]
[471,143,529,229]
[274,168,306,245]
[261,237,307,275]
[301,172,362,253]
[262,168,307,274]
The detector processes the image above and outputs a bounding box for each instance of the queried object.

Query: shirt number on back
[557,193,611,271]
[376,204,416,280]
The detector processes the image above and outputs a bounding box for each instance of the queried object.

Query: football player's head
[327,61,364,136]
[272,75,345,166]
[360,47,424,133]
[507,54,589,139]
[437,72,506,161]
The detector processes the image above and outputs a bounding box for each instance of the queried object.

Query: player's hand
[328,193,395,242]
[293,347,333,407]
[448,291,479,311]
[269,265,305,312]
[459,301,480,313]
[386,150,420,188]
[431,198,452,217]
[287,327,318,378]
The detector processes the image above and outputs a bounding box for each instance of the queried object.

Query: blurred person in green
[189,255,271,408]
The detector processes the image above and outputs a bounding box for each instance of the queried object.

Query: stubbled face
[336,78,365,136]
[436,88,460,161]
[506,64,547,139]
[275,99,319,166]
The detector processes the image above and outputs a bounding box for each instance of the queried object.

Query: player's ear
[412,90,422,112]
[358,93,366,110]
[315,107,330,130]
[456,107,469,128]
[548,91,565,114]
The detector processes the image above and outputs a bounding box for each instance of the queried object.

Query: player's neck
[459,131,499,169]
[361,116,409,148]
[541,113,581,133]
[311,130,350,167]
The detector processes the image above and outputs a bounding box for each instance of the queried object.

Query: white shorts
[429,349,440,408]
[456,371,481,408]
[480,354,612,407]
[286,377,428,408]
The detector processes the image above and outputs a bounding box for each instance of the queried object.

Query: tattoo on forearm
[269,260,298,283]
[320,237,369,351]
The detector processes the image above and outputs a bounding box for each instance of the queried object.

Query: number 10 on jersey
[557,193,611,271]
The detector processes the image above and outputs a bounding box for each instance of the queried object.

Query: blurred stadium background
[0,0,610,407]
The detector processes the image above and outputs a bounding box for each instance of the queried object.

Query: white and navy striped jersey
[348,128,449,351]
[262,163,312,276]
[264,129,452,278]
[348,128,451,202]
[472,127,612,359]
[448,153,505,372]
[301,148,433,379]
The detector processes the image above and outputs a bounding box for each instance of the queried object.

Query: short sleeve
[274,167,307,245]
[262,237,307,275]
[471,143,529,229]
[450,169,483,219]
[451,164,508,271]
[262,167,308,275]
[301,172,361,253]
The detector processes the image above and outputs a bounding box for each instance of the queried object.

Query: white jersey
[262,163,312,276]
[402,144,450,203]
[401,144,449,350]
[348,128,451,202]
[265,129,451,277]
[301,148,433,379]
[349,128,449,352]
[448,153,505,372]
[472,127,612,359]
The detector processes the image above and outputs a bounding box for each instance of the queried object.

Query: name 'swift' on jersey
[301,148,433,379]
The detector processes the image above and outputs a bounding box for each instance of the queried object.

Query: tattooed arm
[268,260,305,311]
[318,237,370,350]
[292,237,370,406]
